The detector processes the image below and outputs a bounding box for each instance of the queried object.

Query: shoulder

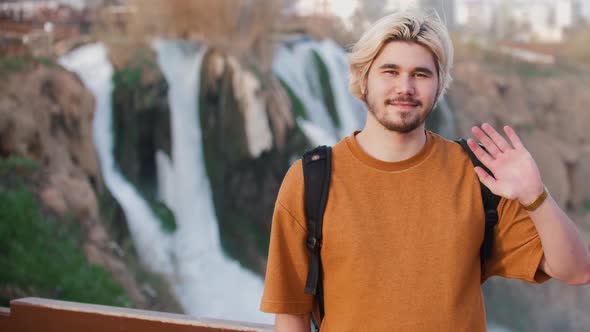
[429,131,472,162]
[276,159,306,222]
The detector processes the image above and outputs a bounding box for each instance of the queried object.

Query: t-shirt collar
[344,130,435,172]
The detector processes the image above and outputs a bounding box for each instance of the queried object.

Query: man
[260,9,590,331]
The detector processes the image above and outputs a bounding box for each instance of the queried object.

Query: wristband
[521,186,548,212]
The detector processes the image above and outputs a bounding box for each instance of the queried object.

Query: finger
[471,126,501,158]
[482,123,512,151]
[467,138,495,169]
[503,125,524,150]
[474,166,498,193]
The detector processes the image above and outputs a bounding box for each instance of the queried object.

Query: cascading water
[60,41,271,324]
[59,44,174,276]
[273,37,367,146]
[310,39,367,138]
[152,39,269,322]
[274,37,347,146]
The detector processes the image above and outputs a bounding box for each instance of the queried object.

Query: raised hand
[467,123,544,205]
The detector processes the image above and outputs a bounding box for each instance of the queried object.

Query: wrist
[518,183,545,206]
[520,185,548,212]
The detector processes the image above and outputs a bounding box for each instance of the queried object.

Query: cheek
[368,76,393,96]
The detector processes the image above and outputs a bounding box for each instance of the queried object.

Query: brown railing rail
[0,297,274,332]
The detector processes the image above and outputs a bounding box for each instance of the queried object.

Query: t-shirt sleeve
[260,160,314,314]
[481,197,550,284]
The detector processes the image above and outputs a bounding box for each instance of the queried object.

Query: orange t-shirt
[260,131,549,331]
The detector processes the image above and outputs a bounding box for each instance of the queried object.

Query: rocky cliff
[0,57,181,312]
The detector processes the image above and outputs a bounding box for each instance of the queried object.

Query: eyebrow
[378,63,435,76]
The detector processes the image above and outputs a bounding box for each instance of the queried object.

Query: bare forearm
[529,193,590,284]
[275,313,311,332]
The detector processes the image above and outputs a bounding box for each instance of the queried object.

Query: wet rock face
[199,50,305,274]
[111,56,172,201]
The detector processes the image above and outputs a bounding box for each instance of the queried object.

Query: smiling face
[364,41,438,134]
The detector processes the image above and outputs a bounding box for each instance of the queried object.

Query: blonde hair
[348,9,454,105]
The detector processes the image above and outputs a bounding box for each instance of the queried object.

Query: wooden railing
[0,297,274,332]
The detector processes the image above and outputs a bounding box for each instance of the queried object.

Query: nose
[395,75,415,95]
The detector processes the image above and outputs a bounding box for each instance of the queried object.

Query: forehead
[372,41,437,71]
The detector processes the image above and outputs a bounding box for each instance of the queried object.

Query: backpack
[301,140,501,331]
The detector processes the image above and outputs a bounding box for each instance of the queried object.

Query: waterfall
[59,44,174,276]
[274,38,339,145]
[60,42,272,324]
[152,39,269,322]
[310,39,367,138]
[273,36,366,146]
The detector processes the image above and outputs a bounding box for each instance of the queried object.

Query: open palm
[467,123,544,205]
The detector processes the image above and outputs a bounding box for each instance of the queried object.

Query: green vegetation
[113,66,142,90]
[0,56,29,75]
[0,156,39,173]
[513,63,561,80]
[0,158,132,308]
[0,56,55,80]
[584,198,590,214]
[150,200,177,233]
[278,78,308,119]
[312,51,340,129]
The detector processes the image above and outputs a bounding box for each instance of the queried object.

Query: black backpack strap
[302,145,332,331]
[456,139,501,268]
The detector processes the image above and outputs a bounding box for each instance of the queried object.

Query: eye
[384,70,398,75]
[414,72,429,78]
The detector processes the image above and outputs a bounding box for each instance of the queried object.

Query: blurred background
[1,0,589,331]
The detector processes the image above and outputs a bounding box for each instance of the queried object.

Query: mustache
[385,96,421,106]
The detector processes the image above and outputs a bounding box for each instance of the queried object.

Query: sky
[295,0,360,19]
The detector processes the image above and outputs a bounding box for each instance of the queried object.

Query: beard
[366,90,433,134]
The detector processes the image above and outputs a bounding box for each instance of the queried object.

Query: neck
[355,114,427,163]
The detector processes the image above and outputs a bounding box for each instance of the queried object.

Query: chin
[381,120,423,134]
